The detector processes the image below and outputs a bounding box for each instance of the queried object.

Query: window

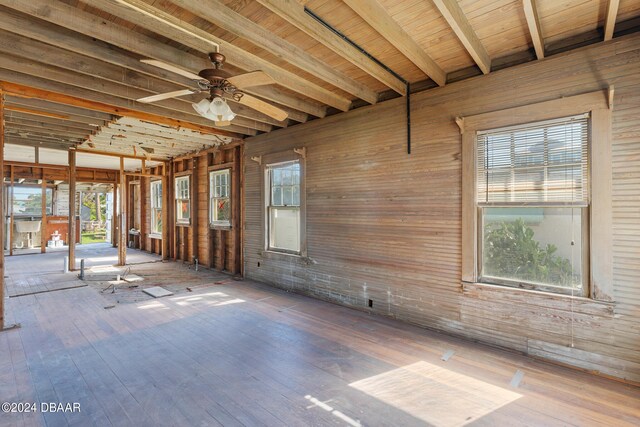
[175,176,190,224]
[267,160,301,253]
[476,115,589,295]
[12,186,53,216]
[462,92,614,301]
[150,180,162,234]
[210,169,231,227]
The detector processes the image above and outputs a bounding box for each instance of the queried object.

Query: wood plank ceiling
[0,0,638,161]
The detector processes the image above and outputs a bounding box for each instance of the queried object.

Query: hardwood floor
[1,256,638,426]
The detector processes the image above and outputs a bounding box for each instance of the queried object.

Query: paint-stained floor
[1,251,639,426]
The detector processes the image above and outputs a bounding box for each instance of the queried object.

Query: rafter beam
[256,0,408,94]
[523,0,545,59]
[0,40,265,134]
[170,0,377,104]
[0,80,241,140]
[431,0,491,74]
[85,0,350,111]
[604,0,621,41]
[0,9,316,120]
[341,0,446,85]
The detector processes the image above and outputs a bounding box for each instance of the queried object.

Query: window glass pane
[482,207,583,290]
[214,198,231,223]
[269,207,300,252]
[177,200,190,221]
[283,187,293,206]
[272,186,282,206]
[12,187,52,216]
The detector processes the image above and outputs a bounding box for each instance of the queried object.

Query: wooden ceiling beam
[0,30,285,128]
[256,0,408,94]
[0,47,266,134]
[170,0,378,104]
[89,131,216,152]
[0,63,254,136]
[431,0,491,75]
[4,107,107,129]
[0,8,314,121]
[5,117,96,135]
[342,0,447,85]
[4,97,114,123]
[4,136,78,151]
[523,0,545,59]
[0,80,242,140]
[604,0,621,41]
[83,0,350,111]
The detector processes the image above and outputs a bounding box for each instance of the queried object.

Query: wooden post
[118,156,126,265]
[233,145,242,275]
[0,91,5,330]
[191,157,198,264]
[139,160,146,252]
[161,162,169,260]
[41,177,47,253]
[68,149,76,271]
[9,165,13,256]
[112,176,118,247]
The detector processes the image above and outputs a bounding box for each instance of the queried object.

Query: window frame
[174,175,191,225]
[461,91,613,301]
[261,149,306,257]
[209,169,231,228]
[150,180,162,236]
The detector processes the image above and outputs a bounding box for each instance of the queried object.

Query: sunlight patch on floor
[349,361,521,427]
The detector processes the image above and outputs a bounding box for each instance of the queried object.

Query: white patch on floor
[349,361,521,427]
[142,286,174,298]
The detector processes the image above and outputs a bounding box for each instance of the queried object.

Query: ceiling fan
[137,52,288,126]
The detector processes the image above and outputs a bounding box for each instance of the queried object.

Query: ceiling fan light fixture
[209,96,232,116]
[192,98,211,117]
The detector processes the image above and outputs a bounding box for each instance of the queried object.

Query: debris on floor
[142,286,174,298]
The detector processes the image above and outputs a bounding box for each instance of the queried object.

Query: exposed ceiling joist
[4,136,77,151]
[170,0,378,104]
[431,0,491,75]
[0,8,316,120]
[0,29,286,129]
[0,80,240,140]
[342,0,447,85]
[0,43,264,135]
[4,97,114,123]
[605,0,621,41]
[523,0,545,59]
[256,0,408,95]
[88,0,351,111]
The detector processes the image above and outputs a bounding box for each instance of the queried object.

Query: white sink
[16,220,41,233]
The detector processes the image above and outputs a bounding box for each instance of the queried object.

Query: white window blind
[477,114,589,205]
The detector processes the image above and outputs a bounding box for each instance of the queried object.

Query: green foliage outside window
[483,218,574,287]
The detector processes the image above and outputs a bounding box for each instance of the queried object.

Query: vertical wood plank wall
[139,146,243,272]
[243,33,640,382]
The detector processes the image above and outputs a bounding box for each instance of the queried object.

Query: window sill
[210,223,232,230]
[260,250,315,266]
[176,222,191,227]
[461,281,615,317]
[149,234,162,240]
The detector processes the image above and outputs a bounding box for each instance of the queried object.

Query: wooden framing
[343,0,447,85]
[431,0,491,74]
[523,0,545,59]
[170,0,378,105]
[461,91,613,300]
[68,149,76,271]
[256,0,408,95]
[0,82,241,139]
[41,179,46,254]
[162,163,169,260]
[604,0,621,41]
[118,156,126,265]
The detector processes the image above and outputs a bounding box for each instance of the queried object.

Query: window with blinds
[477,114,589,205]
[477,114,590,295]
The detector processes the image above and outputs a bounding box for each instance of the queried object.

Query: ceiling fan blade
[214,121,231,127]
[238,93,288,121]
[228,71,275,89]
[141,59,203,81]
[137,89,197,103]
